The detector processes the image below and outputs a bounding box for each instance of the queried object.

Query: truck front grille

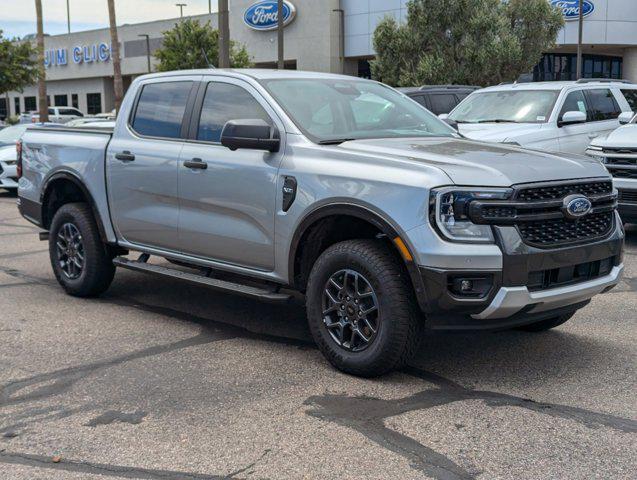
[469,180,616,249]
[602,149,637,179]
[619,190,637,204]
[517,211,614,248]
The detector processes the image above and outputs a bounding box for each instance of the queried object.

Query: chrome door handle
[183,158,207,169]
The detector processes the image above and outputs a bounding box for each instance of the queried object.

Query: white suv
[445,80,637,154]
[31,107,84,124]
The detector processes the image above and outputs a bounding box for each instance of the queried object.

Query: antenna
[201,48,215,68]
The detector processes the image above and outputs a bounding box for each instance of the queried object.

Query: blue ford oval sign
[563,195,592,220]
[244,1,296,31]
[551,0,594,21]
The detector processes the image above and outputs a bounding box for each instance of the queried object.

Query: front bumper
[415,213,624,330]
[0,161,18,189]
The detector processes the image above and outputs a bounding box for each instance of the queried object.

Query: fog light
[449,275,493,298]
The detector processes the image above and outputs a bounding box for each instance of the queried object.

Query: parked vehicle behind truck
[587,111,637,224]
[17,70,624,376]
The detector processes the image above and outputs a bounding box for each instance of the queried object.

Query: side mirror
[618,111,634,125]
[220,119,280,152]
[438,113,449,120]
[559,110,587,127]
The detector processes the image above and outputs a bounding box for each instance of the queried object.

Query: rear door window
[131,81,193,139]
[427,94,457,115]
[585,89,621,121]
[620,89,637,111]
[196,82,271,142]
[409,94,429,108]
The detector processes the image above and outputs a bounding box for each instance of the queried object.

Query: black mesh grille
[608,169,637,179]
[516,181,612,202]
[517,211,614,248]
[619,190,637,203]
[481,206,517,218]
[605,157,637,166]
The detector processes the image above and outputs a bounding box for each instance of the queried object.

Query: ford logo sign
[563,195,593,220]
[244,1,296,31]
[551,0,594,21]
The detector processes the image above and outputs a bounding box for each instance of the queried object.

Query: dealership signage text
[551,0,595,21]
[44,43,111,68]
[244,0,296,31]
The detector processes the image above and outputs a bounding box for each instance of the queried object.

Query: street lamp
[176,3,187,17]
[138,34,151,73]
[66,0,71,33]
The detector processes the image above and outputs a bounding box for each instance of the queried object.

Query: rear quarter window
[427,94,457,115]
[620,89,637,111]
[131,81,193,139]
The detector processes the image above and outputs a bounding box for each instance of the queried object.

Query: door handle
[114,151,135,161]
[183,158,207,170]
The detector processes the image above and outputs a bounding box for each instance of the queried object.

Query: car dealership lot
[0,191,635,480]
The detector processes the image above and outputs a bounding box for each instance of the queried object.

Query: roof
[479,80,637,92]
[397,85,480,94]
[136,69,360,82]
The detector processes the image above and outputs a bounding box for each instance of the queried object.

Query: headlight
[431,187,512,243]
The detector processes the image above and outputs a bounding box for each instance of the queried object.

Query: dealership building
[2,0,637,118]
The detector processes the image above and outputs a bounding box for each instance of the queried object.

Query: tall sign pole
[66,0,71,33]
[576,0,584,79]
[277,0,284,69]
[218,0,230,68]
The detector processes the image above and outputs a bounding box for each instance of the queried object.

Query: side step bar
[113,256,293,304]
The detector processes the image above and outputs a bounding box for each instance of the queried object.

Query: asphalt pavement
[0,190,635,480]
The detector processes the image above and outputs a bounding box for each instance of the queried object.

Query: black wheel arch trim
[40,170,109,243]
[287,202,430,313]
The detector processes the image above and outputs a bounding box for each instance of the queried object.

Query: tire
[306,239,422,377]
[49,202,115,297]
[518,312,576,332]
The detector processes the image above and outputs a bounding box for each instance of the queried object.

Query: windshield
[449,90,559,124]
[261,78,456,143]
[0,124,29,146]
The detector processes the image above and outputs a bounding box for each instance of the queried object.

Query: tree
[371,0,564,87]
[154,19,252,71]
[0,31,38,116]
[35,0,48,122]
[107,0,124,113]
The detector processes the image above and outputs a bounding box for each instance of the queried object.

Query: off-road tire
[49,202,115,297]
[518,312,576,332]
[306,239,422,377]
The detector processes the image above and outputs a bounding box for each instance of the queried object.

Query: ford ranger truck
[16,70,624,377]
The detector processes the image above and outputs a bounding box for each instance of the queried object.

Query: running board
[113,257,292,304]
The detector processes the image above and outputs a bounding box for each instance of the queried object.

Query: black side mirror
[220,119,280,152]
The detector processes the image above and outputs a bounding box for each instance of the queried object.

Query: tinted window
[132,82,192,139]
[409,94,429,107]
[586,89,620,121]
[621,89,637,111]
[197,82,270,142]
[86,93,102,115]
[559,90,587,120]
[428,94,458,115]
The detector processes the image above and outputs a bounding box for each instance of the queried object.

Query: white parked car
[31,106,85,124]
[587,111,637,224]
[445,80,637,154]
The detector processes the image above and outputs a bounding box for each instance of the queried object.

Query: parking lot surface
[0,191,636,480]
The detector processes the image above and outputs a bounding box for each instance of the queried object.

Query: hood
[457,123,544,142]
[591,124,637,149]
[337,137,609,187]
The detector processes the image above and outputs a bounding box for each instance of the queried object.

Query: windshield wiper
[475,119,520,124]
[318,138,356,145]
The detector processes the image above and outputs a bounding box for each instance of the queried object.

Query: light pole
[576,0,584,79]
[218,0,230,68]
[176,3,187,18]
[208,0,211,14]
[138,34,151,73]
[277,0,284,69]
[66,0,71,33]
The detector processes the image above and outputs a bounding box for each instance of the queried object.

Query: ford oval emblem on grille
[562,194,592,220]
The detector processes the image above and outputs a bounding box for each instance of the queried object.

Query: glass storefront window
[533,54,623,82]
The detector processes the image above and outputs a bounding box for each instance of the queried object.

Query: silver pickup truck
[17,70,624,377]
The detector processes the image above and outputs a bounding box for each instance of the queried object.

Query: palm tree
[34,0,48,122]
[107,0,124,113]
[218,0,230,67]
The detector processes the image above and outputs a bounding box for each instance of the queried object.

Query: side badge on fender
[282,176,297,212]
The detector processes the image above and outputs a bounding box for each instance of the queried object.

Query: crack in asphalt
[0,450,246,480]
[304,366,637,480]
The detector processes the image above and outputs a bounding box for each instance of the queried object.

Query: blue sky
[1,0,216,39]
